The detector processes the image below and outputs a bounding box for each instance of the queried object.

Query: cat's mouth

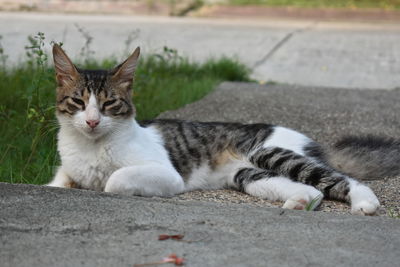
[79,125,105,139]
[87,127,101,135]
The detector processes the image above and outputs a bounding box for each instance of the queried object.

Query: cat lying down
[48,44,393,215]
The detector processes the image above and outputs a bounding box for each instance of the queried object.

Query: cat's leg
[249,147,380,215]
[232,168,323,210]
[46,168,78,188]
[104,164,185,197]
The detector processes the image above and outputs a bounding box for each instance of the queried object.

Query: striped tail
[328,135,400,180]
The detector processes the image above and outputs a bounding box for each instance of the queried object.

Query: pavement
[1,182,399,267]
[2,82,400,266]
[2,12,400,89]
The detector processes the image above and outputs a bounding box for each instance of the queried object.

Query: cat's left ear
[111,47,140,89]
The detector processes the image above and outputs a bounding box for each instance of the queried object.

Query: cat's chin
[77,127,108,140]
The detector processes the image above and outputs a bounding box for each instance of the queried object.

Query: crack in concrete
[0,224,43,233]
[253,22,318,68]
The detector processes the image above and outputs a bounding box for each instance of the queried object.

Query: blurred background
[1,0,400,16]
[1,0,400,88]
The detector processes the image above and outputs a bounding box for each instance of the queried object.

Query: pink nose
[86,120,100,129]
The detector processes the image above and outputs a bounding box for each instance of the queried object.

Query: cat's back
[141,119,276,178]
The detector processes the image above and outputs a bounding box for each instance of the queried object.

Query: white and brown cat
[48,44,383,215]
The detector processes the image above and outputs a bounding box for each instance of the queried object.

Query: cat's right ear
[52,44,79,88]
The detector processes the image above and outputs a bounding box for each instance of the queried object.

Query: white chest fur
[59,139,119,190]
[58,120,173,191]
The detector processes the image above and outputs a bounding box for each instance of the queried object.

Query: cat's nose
[86,120,100,129]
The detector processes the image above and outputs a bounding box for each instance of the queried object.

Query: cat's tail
[327,135,400,180]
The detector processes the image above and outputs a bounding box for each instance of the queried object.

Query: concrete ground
[1,12,400,89]
[1,182,399,267]
[1,82,400,266]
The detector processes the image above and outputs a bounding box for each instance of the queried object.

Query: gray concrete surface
[1,12,400,89]
[1,182,399,267]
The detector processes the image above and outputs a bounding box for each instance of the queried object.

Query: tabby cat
[48,44,382,215]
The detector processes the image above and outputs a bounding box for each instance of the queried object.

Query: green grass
[225,0,400,10]
[304,195,323,211]
[0,47,250,185]
[388,207,400,218]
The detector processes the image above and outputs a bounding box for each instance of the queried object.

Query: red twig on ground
[133,253,185,267]
[158,234,184,241]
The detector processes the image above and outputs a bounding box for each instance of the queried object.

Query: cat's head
[52,44,140,139]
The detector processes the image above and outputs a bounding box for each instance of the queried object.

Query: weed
[387,207,400,219]
[25,32,48,68]
[0,35,8,68]
[123,29,141,57]
[75,24,95,64]
[305,195,323,211]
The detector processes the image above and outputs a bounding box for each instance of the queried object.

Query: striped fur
[48,45,381,215]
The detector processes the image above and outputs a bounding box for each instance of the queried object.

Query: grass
[225,0,400,10]
[388,207,400,218]
[0,35,250,185]
[304,195,323,211]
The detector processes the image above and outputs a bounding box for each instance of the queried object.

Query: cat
[47,44,383,215]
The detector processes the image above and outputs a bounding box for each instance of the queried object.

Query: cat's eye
[101,99,117,111]
[111,104,123,112]
[102,99,117,109]
[66,102,79,112]
[71,97,85,107]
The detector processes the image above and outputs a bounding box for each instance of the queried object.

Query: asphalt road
[2,12,400,89]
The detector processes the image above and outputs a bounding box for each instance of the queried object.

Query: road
[2,12,400,89]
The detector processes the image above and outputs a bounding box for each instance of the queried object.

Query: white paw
[282,197,308,210]
[282,192,323,211]
[351,200,380,215]
[349,180,380,215]
[104,165,184,197]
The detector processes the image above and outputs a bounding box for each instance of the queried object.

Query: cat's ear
[111,47,140,89]
[52,44,79,87]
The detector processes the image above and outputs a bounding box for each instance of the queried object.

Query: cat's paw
[351,200,380,215]
[282,197,308,210]
[349,181,380,215]
[282,192,323,211]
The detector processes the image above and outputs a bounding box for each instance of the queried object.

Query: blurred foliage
[225,0,400,9]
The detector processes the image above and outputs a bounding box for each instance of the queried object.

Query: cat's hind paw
[348,180,380,215]
[351,200,380,215]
